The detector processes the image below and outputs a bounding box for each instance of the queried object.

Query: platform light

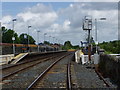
[37,30,40,52]
[44,33,47,43]
[28,25,32,52]
[12,19,17,55]
[95,18,106,53]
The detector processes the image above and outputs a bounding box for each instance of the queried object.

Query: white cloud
[63,20,71,31]
[2,15,12,24]
[17,12,39,22]
[57,3,118,43]
[2,2,118,45]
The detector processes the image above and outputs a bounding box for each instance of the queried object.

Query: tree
[44,41,50,45]
[62,41,72,50]
[72,45,80,49]
[2,27,20,43]
[62,41,80,50]
[19,33,36,44]
[98,40,120,54]
[2,27,35,44]
[19,34,28,44]
[29,35,36,44]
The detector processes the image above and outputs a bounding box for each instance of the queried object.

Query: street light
[44,33,47,52]
[12,19,17,55]
[28,25,31,52]
[53,37,55,44]
[49,36,51,44]
[37,30,40,52]
[95,18,106,53]
[44,33,46,42]
[56,38,58,44]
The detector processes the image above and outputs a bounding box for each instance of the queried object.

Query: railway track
[2,51,112,89]
[1,52,67,81]
[26,53,73,89]
[95,69,111,87]
[1,53,58,70]
[67,61,72,90]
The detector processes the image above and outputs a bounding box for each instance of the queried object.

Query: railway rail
[1,52,67,81]
[1,51,115,89]
[67,61,72,90]
[95,69,111,87]
[26,53,72,89]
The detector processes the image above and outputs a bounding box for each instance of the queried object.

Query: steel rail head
[26,53,70,90]
[67,61,72,90]
[95,69,110,87]
[1,55,58,81]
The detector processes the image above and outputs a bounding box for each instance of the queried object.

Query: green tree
[44,41,50,45]
[63,41,72,50]
[29,35,36,44]
[19,33,36,44]
[19,34,28,44]
[2,27,20,43]
[98,40,120,54]
[72,45,80,49]
[62,41,80,50]
[2,27,36,44]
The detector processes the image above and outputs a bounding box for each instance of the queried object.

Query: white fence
[0,54,14,65]
[75,50,96,64]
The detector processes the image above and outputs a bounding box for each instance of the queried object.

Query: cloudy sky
[1,1,119,45]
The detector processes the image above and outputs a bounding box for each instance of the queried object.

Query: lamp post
[37,30,40,52]
[28,25,31,52]
[44,33,47,43]
[44,33,47,52]
[53,37,55,44]
[95,18,106,53]
[56,38,57,44]
[49,36,51,44]
[12,19,17,55]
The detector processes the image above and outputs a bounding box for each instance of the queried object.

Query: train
[0,43,61,55]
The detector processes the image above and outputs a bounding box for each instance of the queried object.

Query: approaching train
[0,43,61,55]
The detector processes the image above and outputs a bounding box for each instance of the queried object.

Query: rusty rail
[1,55,59,81]
[26,53,70,90]
[95,69,110,87]
[67,61,72,90]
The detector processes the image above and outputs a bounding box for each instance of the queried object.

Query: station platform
[10,53,28,64]
[0,54,14,65]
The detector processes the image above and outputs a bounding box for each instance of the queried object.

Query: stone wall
[98,54,120,86]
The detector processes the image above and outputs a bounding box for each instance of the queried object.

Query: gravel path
[72,61,113,88]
